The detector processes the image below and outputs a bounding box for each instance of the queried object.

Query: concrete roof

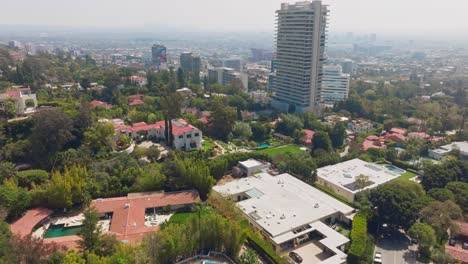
[213,173,354,241]
[317,159,402,194]
[239,159,264,169]
[440,141,468,155]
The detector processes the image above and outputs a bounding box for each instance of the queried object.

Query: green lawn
[167,208,212,225]
[398,171,417,181]
[255,145,304,157]
[202,138,214,151]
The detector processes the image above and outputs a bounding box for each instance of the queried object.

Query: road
[375,230,418,264]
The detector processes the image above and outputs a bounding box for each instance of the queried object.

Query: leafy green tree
[30,108,74,166]
[0,98,17,118]
[175,157,215,200]
[84,122,116,153]
[421,159,467,190]
[251,122,271,142]
[277,152,317,183]
[78,206,101,255]
[160,92,183,146]
[231,122,252,141]
[46,165,88,209]
[147,145,161,162]
[445,182,468,213]
[16,169,49,189]
[239,248,260,264]
[0,161,17,182]
[0,179,31,219]
[133,164,166,192]
[427,188,455,202]
[369,180,426,229]
[275,114,303,136]
[354,174,372,190]
[311,131,333,153]
[420,200,462,241]
[408,223,436,259]
[208,98,237,141]
[330,121,346,148]
[293,129,306,145]
[177,68,185,88]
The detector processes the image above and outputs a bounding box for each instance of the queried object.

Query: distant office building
[321,65,350,105]
[353,44,391,56]
[340,59,356,75]
[151,44,167,70]
[269,1,328,113]
[8,40,21,49]
[370,33,377,42]
[250,48,274,62]
[208,67,248,91]
[180,52,201,82]
[223,58,242,72]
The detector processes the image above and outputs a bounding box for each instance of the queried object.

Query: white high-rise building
[269,1,328,113]
[321,65,350,105]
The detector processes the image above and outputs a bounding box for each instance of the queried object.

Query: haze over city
[1,0,468,40]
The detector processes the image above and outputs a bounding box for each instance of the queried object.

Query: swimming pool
[257,143,270,149]
[384,165,405,174]
[202,261,221,264]
[43,224,82,238]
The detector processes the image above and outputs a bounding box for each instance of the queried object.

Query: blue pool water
[202,262,221,264]
[257,143,270,149]
[384,165,405,174]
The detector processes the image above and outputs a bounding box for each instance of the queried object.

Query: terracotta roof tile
[10,208,53,237]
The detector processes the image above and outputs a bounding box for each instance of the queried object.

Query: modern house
[233,159,270,177]
[213,167,354,264]
[0,87,37,115]
[429,141,468,161]
[347,119,374,133]
[115,118,203,151]
[316,159,405,202]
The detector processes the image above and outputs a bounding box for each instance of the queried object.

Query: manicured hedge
[245,230,286,264]
[347,213,368,264]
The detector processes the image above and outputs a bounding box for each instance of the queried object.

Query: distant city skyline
[1,0,468,40]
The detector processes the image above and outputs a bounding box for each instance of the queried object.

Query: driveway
[375,230,418,264]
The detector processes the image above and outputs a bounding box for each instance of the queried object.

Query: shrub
[347,213,368,264]
[17,169,49,188]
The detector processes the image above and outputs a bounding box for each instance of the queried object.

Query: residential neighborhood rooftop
[10,207,53,237]
[317,159,402,193]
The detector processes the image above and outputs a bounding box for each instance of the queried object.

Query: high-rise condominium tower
[270,1,328,113]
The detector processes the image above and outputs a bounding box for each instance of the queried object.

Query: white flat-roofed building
[429,141,468,160]
[213,172,354,263]
[317,159,404,202]
[321,65,350,105]
[237,159,269,176]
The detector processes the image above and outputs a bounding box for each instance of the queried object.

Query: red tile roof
[91,191,200,242]
[129,99,145,106]
[128,94,144,100]
[116,119,200,136]
[384,133,407,142]
[366,135,380,141]
[390,128,407,135]
[90,100,112,108]
[43,235,80,250]
[303,129,315,144]
[129,76,146,83]
[361,139,386,151]
[446,245,468,263]
[10,207,53,237]
[6,90,21,98]
[198,116,209,124]
[408,132,431,139]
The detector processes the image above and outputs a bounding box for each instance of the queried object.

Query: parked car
[463,241,468,250]
[449,238,457,246]
[289,252,303,263]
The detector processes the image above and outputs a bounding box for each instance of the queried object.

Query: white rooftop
[213,172,354,243]
[317,159,403,194]
[439,141,468,155]
[239,159,265,168]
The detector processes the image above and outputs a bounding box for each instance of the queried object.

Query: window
[186,134,192,138]
[178,135,183,139]
[194,133,199,137]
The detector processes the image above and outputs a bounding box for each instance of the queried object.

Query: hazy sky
[1,0,467,35]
